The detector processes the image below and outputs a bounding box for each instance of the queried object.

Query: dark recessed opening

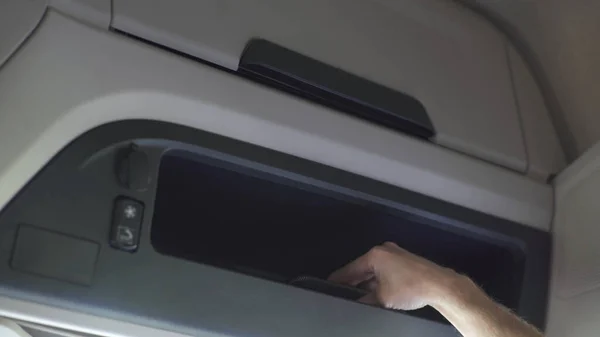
[151,150,525,324]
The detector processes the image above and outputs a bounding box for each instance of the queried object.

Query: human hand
[328,242,463,311]
[330,243,543,337]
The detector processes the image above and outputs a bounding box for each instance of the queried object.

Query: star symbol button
[124,205,137,219]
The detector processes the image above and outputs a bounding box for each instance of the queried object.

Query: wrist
[426,271,481,309]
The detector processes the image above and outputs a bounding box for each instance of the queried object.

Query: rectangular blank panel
[10,225,99,286]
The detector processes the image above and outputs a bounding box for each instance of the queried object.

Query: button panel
[110,198,144,252]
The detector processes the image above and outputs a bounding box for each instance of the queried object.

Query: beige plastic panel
[18,320,105,337]
[547,140,600,336]
[0,0,46,67]
[555,172,600,296]
[111,0,527,172]
[0,11,552,231]
[507,46,566,180]
[49,0,111,28]
[462,0,600,160]
[0,319,31,337]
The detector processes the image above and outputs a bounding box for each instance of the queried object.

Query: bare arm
[328,242,542,337]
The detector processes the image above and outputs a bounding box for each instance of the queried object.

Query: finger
[328,250,377,286]
[382,241,399,249]
[382,241,406,253]
[358,292,379,306]
[357,277,378,292]
[374,277,397,309]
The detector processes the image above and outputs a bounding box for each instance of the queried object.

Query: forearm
[430,275,543,337]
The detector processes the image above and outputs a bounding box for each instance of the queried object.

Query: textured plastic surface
[0,121,550,335]
[239,39,434,139]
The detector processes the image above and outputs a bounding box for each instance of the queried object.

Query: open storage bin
[151,150,525,323]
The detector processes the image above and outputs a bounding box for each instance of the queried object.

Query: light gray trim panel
[0,0,46,68]
[0,12,553,231]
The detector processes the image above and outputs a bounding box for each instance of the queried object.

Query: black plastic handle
[239,39,435,140]
[290,276,368,301]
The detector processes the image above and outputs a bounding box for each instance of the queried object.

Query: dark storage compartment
[152,150,526,322]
